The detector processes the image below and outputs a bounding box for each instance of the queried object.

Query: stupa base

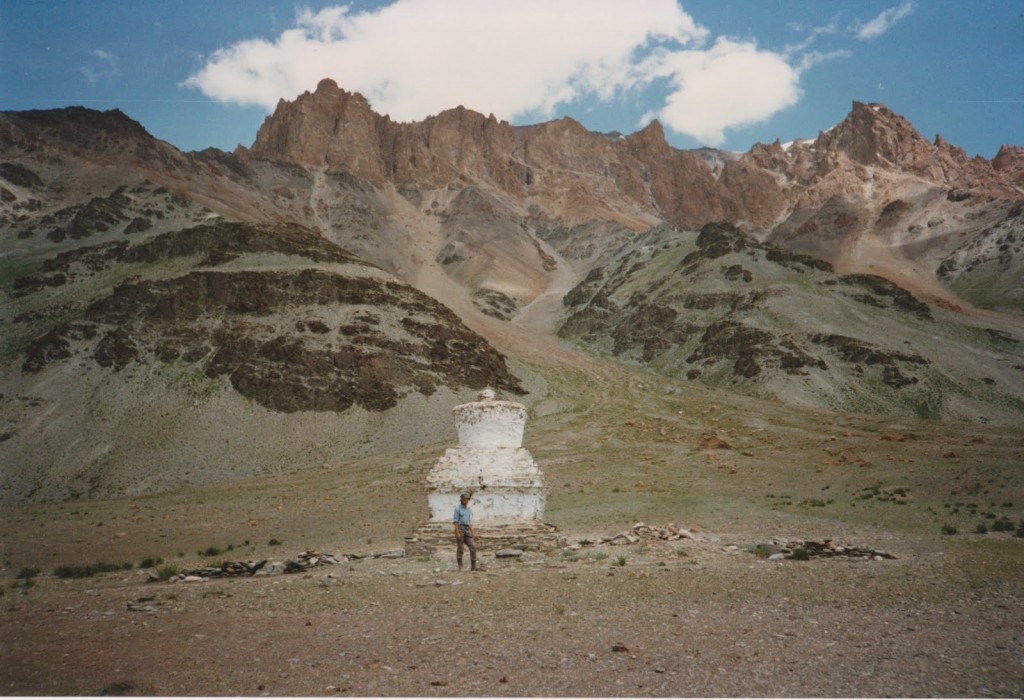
[404,521,566,558]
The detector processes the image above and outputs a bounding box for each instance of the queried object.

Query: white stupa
[425,388,546,523]
[405,388,562,556]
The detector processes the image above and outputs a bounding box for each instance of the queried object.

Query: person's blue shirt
[453,503,471,526]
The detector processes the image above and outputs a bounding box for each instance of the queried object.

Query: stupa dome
[452,392,527,449]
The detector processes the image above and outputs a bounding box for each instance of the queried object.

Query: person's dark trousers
[457,525,477,569]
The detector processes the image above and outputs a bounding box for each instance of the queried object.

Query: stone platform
[404,521,566,558]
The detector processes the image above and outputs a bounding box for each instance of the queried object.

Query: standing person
[453,492,478,571]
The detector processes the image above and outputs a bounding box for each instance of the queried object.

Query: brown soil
[2,523,1021,697]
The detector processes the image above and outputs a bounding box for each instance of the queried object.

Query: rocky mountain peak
[248,79,390,180]
[0,106,155,155]
[808,101,1019,198]
[630,119,668,146]
[993,145,1024,187]
[13,106,148,136]
[618,119,672,167]
[817,101,931,169]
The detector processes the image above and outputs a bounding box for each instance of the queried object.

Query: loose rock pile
[583,525,896,563]
[755,538,897,561]
[601,522,699,545]
[161,549,404,582]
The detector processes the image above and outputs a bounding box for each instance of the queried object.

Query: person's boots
[457,558,463,570]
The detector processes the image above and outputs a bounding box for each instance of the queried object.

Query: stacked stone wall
[404,521,565,558]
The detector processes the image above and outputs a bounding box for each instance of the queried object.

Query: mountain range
[1,78,1022,502]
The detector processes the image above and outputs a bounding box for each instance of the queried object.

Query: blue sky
[1,1,1021,158]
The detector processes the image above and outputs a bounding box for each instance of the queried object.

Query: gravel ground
[3,528,1022,697]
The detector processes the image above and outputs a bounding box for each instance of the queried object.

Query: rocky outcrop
[13,221,523,413]
[249,81,391,182]
[0,107,190,179]
[0,106,154,153]
[792,103,1014,199]
[992,145,1024,189]
[248,79,523,193]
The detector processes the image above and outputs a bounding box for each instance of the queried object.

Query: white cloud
[641,39,803,146]
[783,18,839,55]
[856,1,915,40]
[183,0,835,146]
[185,0,707,118]
[80,48,118,85]
[796,49,853,75]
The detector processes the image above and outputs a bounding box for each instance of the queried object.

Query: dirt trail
[512,240,581,335]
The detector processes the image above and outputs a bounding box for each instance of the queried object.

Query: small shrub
[200,546,221,557]
[753,544,770,559]
[790,547,810,561]
[16,567,41,580]
[13,568,38,590]
[675,547,689,557]
[54,565,84,579]
[974,523,988,534]
[591,550,609,561]
[268,538,282,546]
[53,561,131,579]
[941,524,958,536]
[992,519,1014,532]
[614,555,627,567]
[139,557,164,569]
[155,564,179,581]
